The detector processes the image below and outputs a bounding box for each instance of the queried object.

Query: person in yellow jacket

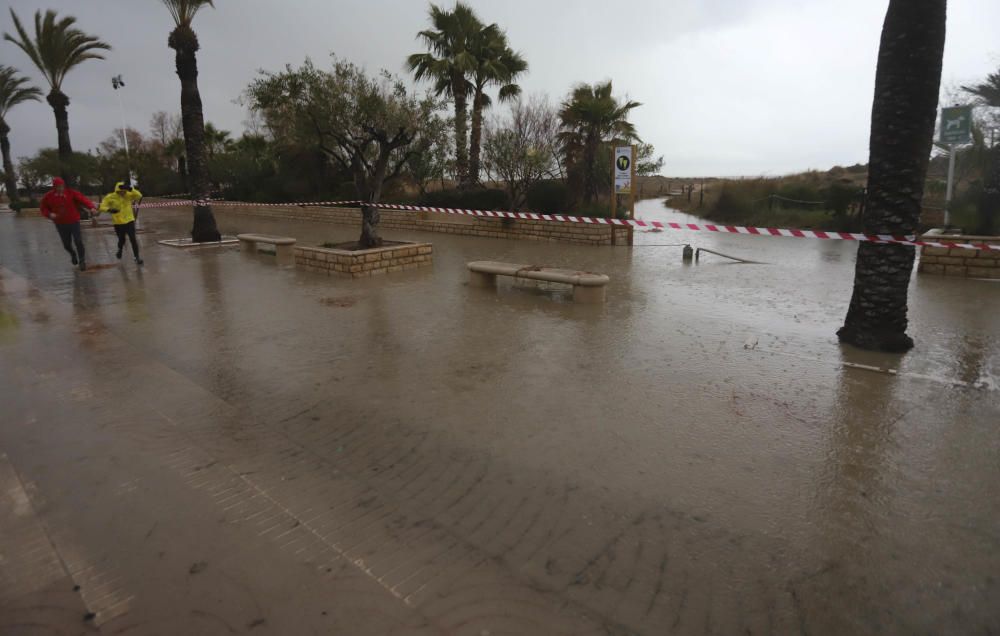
[100,181,144,265]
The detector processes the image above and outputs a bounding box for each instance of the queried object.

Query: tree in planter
[162,0,221,242]
[838,0,946,352]
[482,96,560,209]
[5,10,109,187]
[247,59,441,248]
[0,66,42,207]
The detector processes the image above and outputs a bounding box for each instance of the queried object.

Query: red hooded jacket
[40,178,95,225]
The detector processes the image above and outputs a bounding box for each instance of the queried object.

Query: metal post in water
[682,244,693,263]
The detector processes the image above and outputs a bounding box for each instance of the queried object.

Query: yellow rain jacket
[99,182,143,225]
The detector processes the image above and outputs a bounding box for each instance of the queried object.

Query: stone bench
[467,261,609,303]
[237,233,296,265]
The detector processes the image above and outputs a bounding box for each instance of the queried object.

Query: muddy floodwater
[1,203,998,634]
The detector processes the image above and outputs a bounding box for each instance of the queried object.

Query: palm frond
[161,0,215,27]
[4,9,109,91]
[0,65,43,119]
[961,70,1000,108]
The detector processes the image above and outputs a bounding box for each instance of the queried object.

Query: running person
[39,177,98,271]
[100,181,144,265]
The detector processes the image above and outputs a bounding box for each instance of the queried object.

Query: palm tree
[0,66,42,207]
[557,81,640,206]
[468,25,527,184]
[837,0,946,352]
[962,70,1000,107]
[962,68,1000,235]
[408,2,481,188]
[203,123,233,158]
[162,0,221,242]
[4,9,109,187]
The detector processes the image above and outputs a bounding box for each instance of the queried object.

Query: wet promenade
[1,205,998,634]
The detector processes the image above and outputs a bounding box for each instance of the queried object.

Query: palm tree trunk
[171,29,221,243]
[582,135,598,206]
[1,123,19,206]
[838,0,946,352]
[469,87,485,185]
[453,76,470,189]
[46,90,74,187]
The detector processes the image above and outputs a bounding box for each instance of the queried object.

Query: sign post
[612,145,636,245]
[940,105,972,227]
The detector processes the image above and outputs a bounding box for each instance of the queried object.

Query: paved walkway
[1,209,998,635]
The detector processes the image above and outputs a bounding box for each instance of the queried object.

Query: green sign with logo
[939,106,972,144]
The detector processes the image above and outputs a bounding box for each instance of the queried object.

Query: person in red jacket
[40,177,98,271]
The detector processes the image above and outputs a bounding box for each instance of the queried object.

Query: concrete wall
[165,202,632,246]
[295,242,433,278]
[919,235,1000,279]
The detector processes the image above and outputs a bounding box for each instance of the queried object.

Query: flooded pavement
[0,203,998,635]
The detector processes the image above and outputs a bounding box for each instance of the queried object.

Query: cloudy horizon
[4,0,998,178]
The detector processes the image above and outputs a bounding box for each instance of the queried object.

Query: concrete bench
[467,261,609,303]
[237,233,296,265]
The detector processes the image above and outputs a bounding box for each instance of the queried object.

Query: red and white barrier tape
[137,198,1000,252]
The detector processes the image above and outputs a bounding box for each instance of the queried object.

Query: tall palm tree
[558,81,640,206]
[408,2,481,188]
[4,9,109,187]
[468,25,527,184]
[162,0,221,242]
[962,68,1000,235]
[838,0,946,352]
[0,66,42,206]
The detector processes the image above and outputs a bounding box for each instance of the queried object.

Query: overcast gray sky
[4,0,999,177]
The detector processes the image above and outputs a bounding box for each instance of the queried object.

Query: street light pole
[111,75,134,184]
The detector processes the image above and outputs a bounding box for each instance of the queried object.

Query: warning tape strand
[135,198,1000,252]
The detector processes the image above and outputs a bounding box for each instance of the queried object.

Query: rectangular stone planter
[295,241,433,278]
[918,230,1000,279]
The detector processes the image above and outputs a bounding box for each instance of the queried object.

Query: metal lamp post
[112,75,135,185]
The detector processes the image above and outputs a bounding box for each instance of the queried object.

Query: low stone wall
[295,242,433,278]
[918,233,1000,279]
[189,203,631,246]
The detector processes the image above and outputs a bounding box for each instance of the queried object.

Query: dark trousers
[55,222,85,261]
[114,221,139,257]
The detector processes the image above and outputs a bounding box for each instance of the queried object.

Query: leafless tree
[482,95,561,209]
[149,110,183,146]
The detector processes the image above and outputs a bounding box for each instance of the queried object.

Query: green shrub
[418,187,510,211]
[524,180,570,213]
[712,185,756,222]
[10,199,39,212]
